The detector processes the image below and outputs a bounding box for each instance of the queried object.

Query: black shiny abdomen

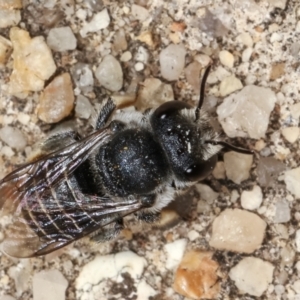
[96,129,169,197]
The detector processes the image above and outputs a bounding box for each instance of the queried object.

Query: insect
[0,66,252,258]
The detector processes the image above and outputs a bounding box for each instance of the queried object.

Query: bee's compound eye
[185,155,217,181]
[154,101,193,119]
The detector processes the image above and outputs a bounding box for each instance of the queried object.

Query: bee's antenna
[195,65,211,122]
[205,140,254,155]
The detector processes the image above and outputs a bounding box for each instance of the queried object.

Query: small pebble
[120,51,132,62]
[229,257,274,297]
[136,78,174,110]
[187,230,200,241]
[284,167,300,198]
[131,4,149,21]
[219,74,243,97]
[296,230,300,252]
[95,55,123,92]
[113,28,127,52]
[80,8,110,37]
[281,127,300,143]
[217,85,276,139]
[136,280,157,299]
[0,4,21,28]
[173,251,220,299]
[8,27,56,97]
[212,161,226,179]
[75,95,93,119]
[270,62,285,80]
[236,32,253,47]
[274,200,291,223]
[33,270,68,300]
[219,50,234,68]
[71,63,94,91]
[135,46,149,63]
[1,145,14,157]
[185,61,202,93]
[195,183,219,203]
[38,73,74,123]
[241,185,263,210]
[0,126,27,150]
[164,239,187,270]
[224,152,253,184]
[47,26,77,52]
[0,35,12,65]
[257,156,286,187]
[134,62,144,71]
[160,44,186,81]
[242,47,253,62]
[209,208,266,253]
[76,251,146,294]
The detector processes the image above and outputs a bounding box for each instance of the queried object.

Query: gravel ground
[0,0,300,299]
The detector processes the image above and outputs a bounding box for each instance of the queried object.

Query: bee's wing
[0,127,144,258]
[1,195,142,258]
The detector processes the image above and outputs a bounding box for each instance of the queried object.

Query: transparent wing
[0,127,143,257]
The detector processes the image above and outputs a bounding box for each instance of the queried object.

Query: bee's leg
[136,211,161,224]
[135,194,161,224]
[95,98,116,130]
[90,218,124,243]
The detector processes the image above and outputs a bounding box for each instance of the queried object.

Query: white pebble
[75,95,93,119]
[76,251,146,292]
[219,50,234,68]
[224,152,253,184]
[293,280,300,294]
[0,126,26,150]
[120,51,132,62]
[131,4,149,22]
[236,32,253,47]
[160,44,186,81]
[47,26,77,52]
[80,9,110,37]
[194,54,211,67]
[135,46,149,63]
[274,200,291,223]
[209,209,266,253]
[95,55,123,92]
[164,239,187,270]
[281,127,300,143]
[242,47,253,62]
[1,145,14,157]
[17,113,30,125]
[33,270,68,300]
[284,167,300,198]
[134,62,144,71]
[229,257,274,297]
[0,9,21,28]
[295,230,300,252]
[217,85,276,139]
[136,280,157,299]
[195,183,219,203]
[219,74,243,97]
[241,185,263,210]
[187,230,200,241]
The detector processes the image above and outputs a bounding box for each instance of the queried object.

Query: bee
[0,66,252,258]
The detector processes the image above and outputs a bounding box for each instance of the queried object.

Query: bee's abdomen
[96,129,170,197]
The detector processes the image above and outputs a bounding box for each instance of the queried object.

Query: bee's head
[150,66,252,183]
[150,100,219,182]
